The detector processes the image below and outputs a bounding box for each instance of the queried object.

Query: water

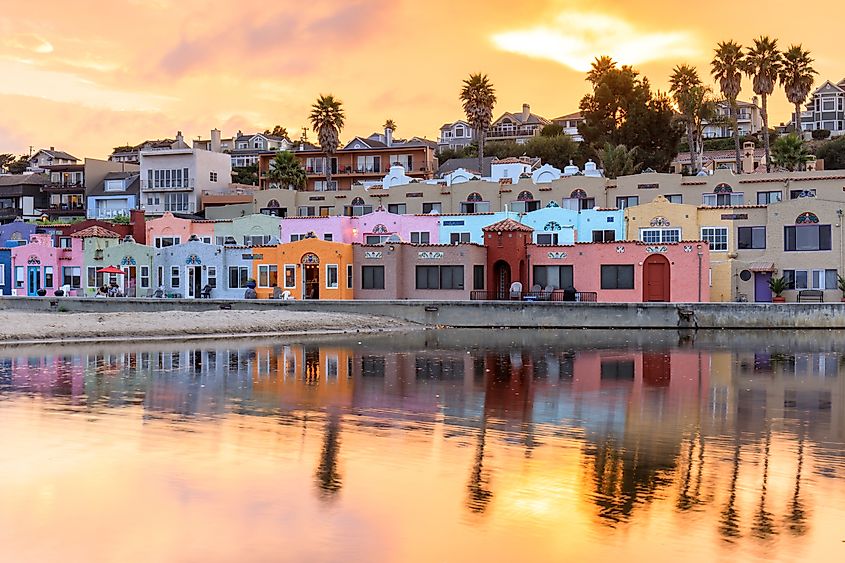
[0,329,844,562]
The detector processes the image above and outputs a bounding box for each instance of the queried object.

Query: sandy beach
[0,310,414,343]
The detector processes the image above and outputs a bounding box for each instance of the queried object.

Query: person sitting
[153,286,165,298]
[200,284,213,298]
[107,281,123,297]
[95,286,108,298]
[244,286,258,299]
[272,285,283,299]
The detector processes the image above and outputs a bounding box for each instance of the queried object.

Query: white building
[437,120,475,151]
[28,148,79,172]
[702,99,763,139]
[551,112,584,141]
[798,79,845,137]
[140,132,232,215]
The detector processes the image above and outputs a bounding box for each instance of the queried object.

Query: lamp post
[697,244,703,302]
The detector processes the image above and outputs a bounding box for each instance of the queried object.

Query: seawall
[2,297,845,329]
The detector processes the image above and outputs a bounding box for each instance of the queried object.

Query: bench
[797,289,824,302]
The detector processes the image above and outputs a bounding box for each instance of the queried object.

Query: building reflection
[0,330,842,540]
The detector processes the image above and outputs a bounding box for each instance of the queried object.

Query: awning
[748,262,776,272]
[96,266,125,274]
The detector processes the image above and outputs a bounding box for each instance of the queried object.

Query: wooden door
[643,254,670,302]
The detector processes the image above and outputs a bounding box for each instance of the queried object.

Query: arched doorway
[301,253,320,299]
[643,254,670,302]
[493,260,511,299]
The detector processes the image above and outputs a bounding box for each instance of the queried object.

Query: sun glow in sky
[0,0,843,158]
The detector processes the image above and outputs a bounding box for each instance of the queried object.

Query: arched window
[545,201,560,208]
[351,197,365,206]
[544,221,562,231]
[570,189,587,199]
[267,199,280,208]
[714,183,733,194]
[466,192,482,202]
[518,190,535,201]
[796,212,819,224]
[301,253,320,264]
[372,224,389,234]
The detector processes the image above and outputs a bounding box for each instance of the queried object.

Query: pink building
[10,233,84,296]
[279,211,441,245]
[145,212,216,248]
[280,215,354,243]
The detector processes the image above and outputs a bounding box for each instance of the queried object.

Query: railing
[0,207,23,217]
[44,182,85,192]
[470,290,598,302]
[140,178,195,190]
[95,209,130,219]
[486,127,541,138]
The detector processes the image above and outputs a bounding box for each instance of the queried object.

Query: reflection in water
[0,330,844,562]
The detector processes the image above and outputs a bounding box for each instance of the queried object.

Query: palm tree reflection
[466,418,493,514]
[752,428,776,539]
[719,435,742,540]
[786,422,808,536]
[315,412,342,501]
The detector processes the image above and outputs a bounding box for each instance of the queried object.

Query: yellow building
[250,238,354,300]
[625,195,767,301]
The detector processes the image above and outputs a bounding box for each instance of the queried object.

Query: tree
[309,94,345,187]
[267,151,306,189]
[578,60,683,172]
[816,137,845,169]
[779,45,816,138]
[712,40,745,172]
[771,134,809,171]
[460,73,497,178]
[484,135,579,170]
[0,153,16,173]
[540,123,565,137]
[670,65,703,173]
[6,155,29,174]
[232,164,258,185]
[586,56,618,86]
[599,143,639,178]
[744,36,783,172]
[264,125,288,138]
[382,119,397,132]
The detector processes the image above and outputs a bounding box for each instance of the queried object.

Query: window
[784,269,838,290]
[323,233,333,241]
[140,266,151,289]
[314,181,338,191]
[244,235,272,246]
[592,230,616,243]
[665,194,683,204]
[155,236,181,248]
[422,202,442,214]
[326,265,339,289]
[14,266,24,288]
[387,203,406,214]
[258,264,278,287]
[356,155,381,173]
[58,237,71,249]
[789,189,816,199]
[511,199,541,213]
[156,266,164,288]
[228,266,249,289]
[391,154,413,170]
[757,191,782,204]
[170,266,180,288]
[410,231,430,244]
[344,203,373,216]
[44,266,54,288]
[703,193,744,206]
[210,171,218,182]
[362,266,385,289]
[366,235,388,245]
[0,264,4,286]
[163,193,189,212]
[450,232,470,244]
[601,360,635,380]
[347,264,353,289]
[416,266,464,289]
[290,234,307,242]
[62,266,81,289]
[784,225,832,251]
[601,265,634,289]
[536,233,559,245]
[533,265,573,289]
[284,265,296,288]
[473,265,485,290]
[148,167,189,189]
[460,201,491,213]
[701,227,728,251]
[319,206,333,217]
[640,228,680,243]
[298,206,316,217]
[616,196,639,209]
[737,226,766,249]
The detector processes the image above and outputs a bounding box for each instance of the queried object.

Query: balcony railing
[140,178,195,191]
[486,127,541,138]
[43,182,85,193]
[95,208,131,219]
[0,207,23,218]
[43,206,86,216]
[470,290,598,302]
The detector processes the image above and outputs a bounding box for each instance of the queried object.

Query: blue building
[0,220,36,248]
[0,248,11,296]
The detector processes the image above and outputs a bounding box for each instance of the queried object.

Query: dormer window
[455,126,465,137]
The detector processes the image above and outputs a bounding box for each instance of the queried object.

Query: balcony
[0,207,23,219]
[140,178,195,191]
[43,182,86,193]
[94,208,131,219]
[486,127,541,139]
[42,205,86,217]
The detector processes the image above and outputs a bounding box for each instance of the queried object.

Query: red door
[643,254,670,302]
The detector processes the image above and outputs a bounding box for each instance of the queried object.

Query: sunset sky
[2,0,844,159]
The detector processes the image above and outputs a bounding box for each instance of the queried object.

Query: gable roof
[553,111,583,121]
[493,109,551,127]
[71,226,121,239]
[440,120,472,131]
[813,80,845,95]
[32,149,78,162]
[482,218,534,233]
[0,174,49,187]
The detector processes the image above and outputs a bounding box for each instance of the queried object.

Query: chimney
[385,125,393,147]
[50,146,55,151]
[210,129,221,153]
[130,209,146,245]
[176,131,184,143]
[521,104,530,122]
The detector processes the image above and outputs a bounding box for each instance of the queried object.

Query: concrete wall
[3,297,845,329]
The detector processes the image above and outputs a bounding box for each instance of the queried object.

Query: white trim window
[155,236,181,248]
[140,266,150,289]
[14,266,24,288]
[346,264,353,289]
[170,266,180,288]
[284,265,296,289]
[640,228,681,244]
[701,227,728,251]
[410,231,430,244]
[0,264,4,287]
[207,266,216,288]
[258,264,278,287]
[326,264,339,289]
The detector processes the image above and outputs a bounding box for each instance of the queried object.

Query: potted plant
[839,275,845,302]
[246,278,257,290]
[769,276,787,303]
[36,288,47,297]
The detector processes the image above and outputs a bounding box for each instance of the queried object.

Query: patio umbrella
[97,266,125,274]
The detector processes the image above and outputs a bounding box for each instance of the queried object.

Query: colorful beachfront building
[146,212,215,248]
[102,236,156,297]
[280,215,353,243]
[0,248,10,295]
[153,238,252,299]
[74,226,123,296]
[481,219,710,302]
[10,233,84,296]
[0,220,36,248]
[212,213,280,246]
[250,238,354,300]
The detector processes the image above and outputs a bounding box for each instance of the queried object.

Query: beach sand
[0,310,414,343]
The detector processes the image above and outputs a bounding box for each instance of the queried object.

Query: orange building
[251,238,354,299]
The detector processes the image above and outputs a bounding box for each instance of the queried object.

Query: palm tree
[309,94,345,187]
[670,65,704,174]
[315,413,342,501]
[712,40,745,172]
[779,45,817,138]
[460,73,497,177]
[267,150,306,189]
[587,56,617,85]
[382,119,397,132]
[599,142,639,178]
[771,133,810,171]
[744,36,783,172]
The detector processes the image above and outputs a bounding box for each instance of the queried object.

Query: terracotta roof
[71,226,121,238]
[482,218,534,232]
